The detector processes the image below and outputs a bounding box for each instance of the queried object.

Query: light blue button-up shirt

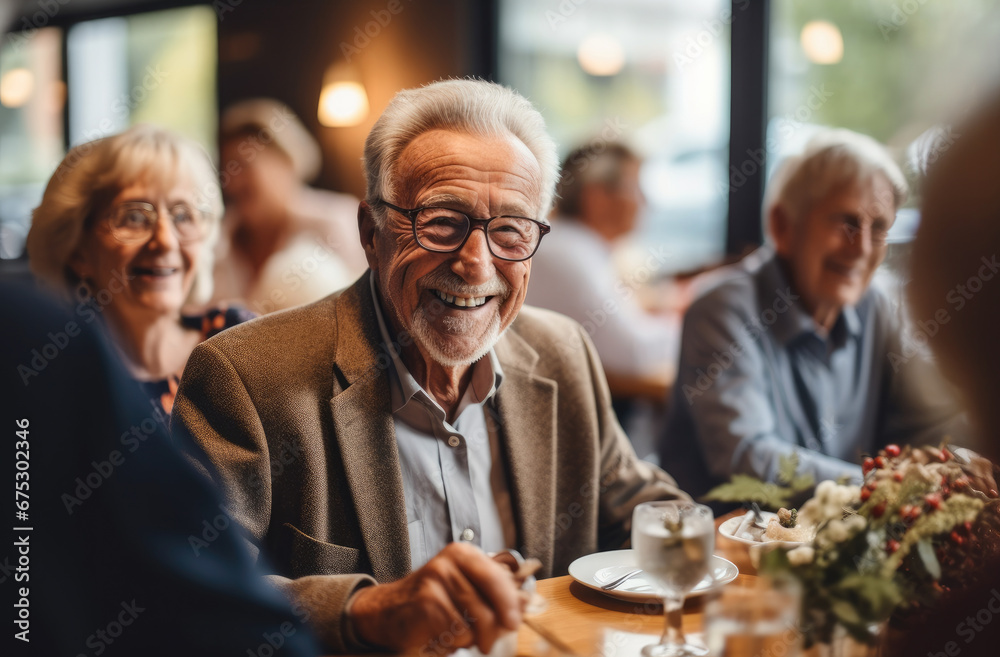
[660,248,966,498]
[369,276,516,569]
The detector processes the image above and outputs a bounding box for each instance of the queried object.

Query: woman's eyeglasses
[105,201,209,245]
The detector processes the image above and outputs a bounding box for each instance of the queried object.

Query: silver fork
[601,568,642,590]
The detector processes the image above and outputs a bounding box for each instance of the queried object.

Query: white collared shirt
[369,275,517,569]
[525,219,679,377]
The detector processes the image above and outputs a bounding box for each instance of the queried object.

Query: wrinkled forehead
[391,129,544,212]
[803,171,897,220]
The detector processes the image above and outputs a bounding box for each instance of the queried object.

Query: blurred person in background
[892,92,1000,657]
[659,129,968,499]
[526,143,681,459]
[26,124,252,418]
[526,142,680,383]
[213,99,367,314]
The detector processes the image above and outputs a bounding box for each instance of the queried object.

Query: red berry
[925,493,942,510]
[893,471,904,483]
[872,501,887,518]
[885,444,901,458]
[953,477,969,490]
[964,521,973,532]
[887,539,900,553]
[861,487,872,502]
[900,505,922,523]
[875,456,887,469]
[950,530,965,546]
[863,457,876,474]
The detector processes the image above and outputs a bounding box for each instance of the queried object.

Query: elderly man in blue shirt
[659,128,967,498]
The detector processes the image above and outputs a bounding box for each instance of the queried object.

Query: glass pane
[66,5,217,148]
[0,27,64,260]
[499,0,732,273]
[768,0,1000,200]
[0,5,218,261]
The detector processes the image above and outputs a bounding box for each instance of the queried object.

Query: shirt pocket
[407,519,428,571]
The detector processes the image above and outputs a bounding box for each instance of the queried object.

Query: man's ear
[358,201,379,272]
[769,203,794,257]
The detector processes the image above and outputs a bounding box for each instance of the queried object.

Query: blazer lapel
[493,330,558,577]
[328,273,410,583]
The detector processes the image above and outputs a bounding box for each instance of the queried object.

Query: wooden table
[516,513,760,656]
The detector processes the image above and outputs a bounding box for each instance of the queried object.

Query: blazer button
[461,528,475,541]
[448,435,461,448]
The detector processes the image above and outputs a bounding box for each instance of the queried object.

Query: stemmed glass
[632,501,715,657]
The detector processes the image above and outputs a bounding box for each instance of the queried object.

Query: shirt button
[447,435,461,448]
[461,528,475,542]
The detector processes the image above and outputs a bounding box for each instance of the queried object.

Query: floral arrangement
[754,444,1000,648]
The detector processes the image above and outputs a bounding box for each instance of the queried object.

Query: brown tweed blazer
[172,271,686,651]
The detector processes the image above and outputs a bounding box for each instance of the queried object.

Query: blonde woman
[27,124,252,416]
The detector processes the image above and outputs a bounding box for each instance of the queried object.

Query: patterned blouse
[138,306,254,418]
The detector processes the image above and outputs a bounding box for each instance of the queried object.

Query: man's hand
[347,542,523,654]
[954,447,1000,497]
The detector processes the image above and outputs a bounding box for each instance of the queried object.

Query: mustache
[420,267,511,299]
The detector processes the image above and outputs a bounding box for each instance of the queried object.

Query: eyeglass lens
[109,202,205,243]
[414,207,540,260]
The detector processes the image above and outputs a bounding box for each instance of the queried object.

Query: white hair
[764,128,909,232]
[27,124,223,305]
[220,98,322,182]
[363,78,559,225]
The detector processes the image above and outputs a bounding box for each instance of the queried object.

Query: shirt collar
[759,253,863,349]
[368,273,503,416]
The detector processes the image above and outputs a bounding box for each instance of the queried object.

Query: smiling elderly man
[173,79,685,654]
[659,129,967,500]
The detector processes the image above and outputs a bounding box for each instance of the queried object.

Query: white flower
[844,514,867,533]
[800,482,862,526]
[825,519,849,543]
[815,480,837,502]
[833,484,862,508]
[787,546,815,566]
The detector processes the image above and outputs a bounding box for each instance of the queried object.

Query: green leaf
[702,475,791,510]
[790,473,816,492]
[838,574,902,618]
[702,453,815,510]
[777,453,800,485]
[831,600,863,625]
[916,540,941,580]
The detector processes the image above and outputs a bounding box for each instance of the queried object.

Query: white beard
[411,304,503,367]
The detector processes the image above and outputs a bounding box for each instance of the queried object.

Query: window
[768,0,1000,204]
[66,6,217,148]
[0,5,217,261]
[499,0,733,273]
[0,27,64,260]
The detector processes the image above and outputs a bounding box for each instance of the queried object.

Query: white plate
[718,512,805,548]
[568,549,738,604]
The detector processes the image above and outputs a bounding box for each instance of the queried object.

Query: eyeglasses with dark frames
[376,199,550,262]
